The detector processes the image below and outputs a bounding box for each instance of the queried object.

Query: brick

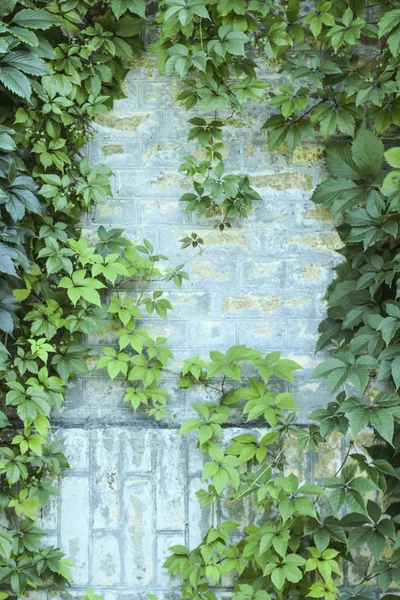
[189,320,237,350]
[92,429,120,530]
[89,197,141,227]
[92,532,121,586]
[60,476,90,585]
[36,493,58,531]
[94,110,162,139]
[156,533,185,586]
[155,431,186,531]
[115,168,186,198]
[139,199,190,225]
[141,139,187,168]
[122,478,154,586]
[90,140,141,169]
[139,81,178,109]
[121,429,153,473]
[188,476,212,548]
[237,319,286,351]
[286,319,320,351]
[58,429,89,471]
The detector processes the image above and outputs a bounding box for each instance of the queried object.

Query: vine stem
[160,367,224,394]
[316,376,374,504]
[333,438,355,478]
[292,99,326,125]
[233,446,285,502]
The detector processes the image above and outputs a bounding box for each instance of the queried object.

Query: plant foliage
[148,2,400,600]
[2,1,400,600]
[0,0,192,596]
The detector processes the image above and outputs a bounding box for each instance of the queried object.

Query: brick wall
[40,54,343,599]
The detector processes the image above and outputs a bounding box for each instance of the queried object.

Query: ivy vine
[2,1,400,600]
[153,2,400,600]
[0,0,190,595]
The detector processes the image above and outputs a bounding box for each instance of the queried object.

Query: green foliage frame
[1,2,400,600]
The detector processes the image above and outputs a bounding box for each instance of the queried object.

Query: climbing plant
[153,2,400,600]
[160,341,400,600]
[2,1,400,600]
[0,0,194,596]
[152,0,266,228]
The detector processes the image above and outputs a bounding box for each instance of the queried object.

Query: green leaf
[0,67,31,99]
[385,147,400,168]
[370,410,394,444]
[12,8,59,30]
[214,468,228,494]
[271,566,286,589]
[329,488,346,512]
[4,51,48,76]
[351,127,384,175]
[0,0,17,16]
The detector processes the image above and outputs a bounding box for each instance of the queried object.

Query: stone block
[121,429,153,473]
[60,476,90,585]
[155,431,186,531]
[92,532,121,586]
[156,533,185,586]
[122,478,154,585]
[92,429,120,530]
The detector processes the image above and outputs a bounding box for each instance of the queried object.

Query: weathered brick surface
[43,53,342,598]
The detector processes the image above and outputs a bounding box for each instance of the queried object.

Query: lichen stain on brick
[143,144,177,165]
[199,230,249,247]
[101,144,124,156]
[192,261,226,281]
[285,232,342,253]
[248,262,280,278]
[81,228,99,242]
[160,200,182,214]
[347,549,372,583]
[102,430,116,452]
[86,354,101,371]
[354,428,375,449]
[100,320,119,335]
[68,537,80,559]
[149,172,191,190]
[301,205,335,222]
[169,79,182,97]
[246,145,256,157]
[222,491,249,522]
[286,298,311,307]
[128,55,156,77]
[222,296,284,313]
[301,264,322,281]
[222,296,312,313]
[282,436,306,478]
[100,553,116,580]
[142,201,182,218]
[129,496,147,575]
[285,354,314,369]
[298,323,318,340]
[145,325,171,339]
[248,173,313,190]
[292,145,325,165]
[226,116,253,128]
[253,324,271,338]
[314,431,343,477]
[299,382,320,392]
[95,113,150,131]
[97,203,122,217]
[264,143,289,153]
[256,213,287,232]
